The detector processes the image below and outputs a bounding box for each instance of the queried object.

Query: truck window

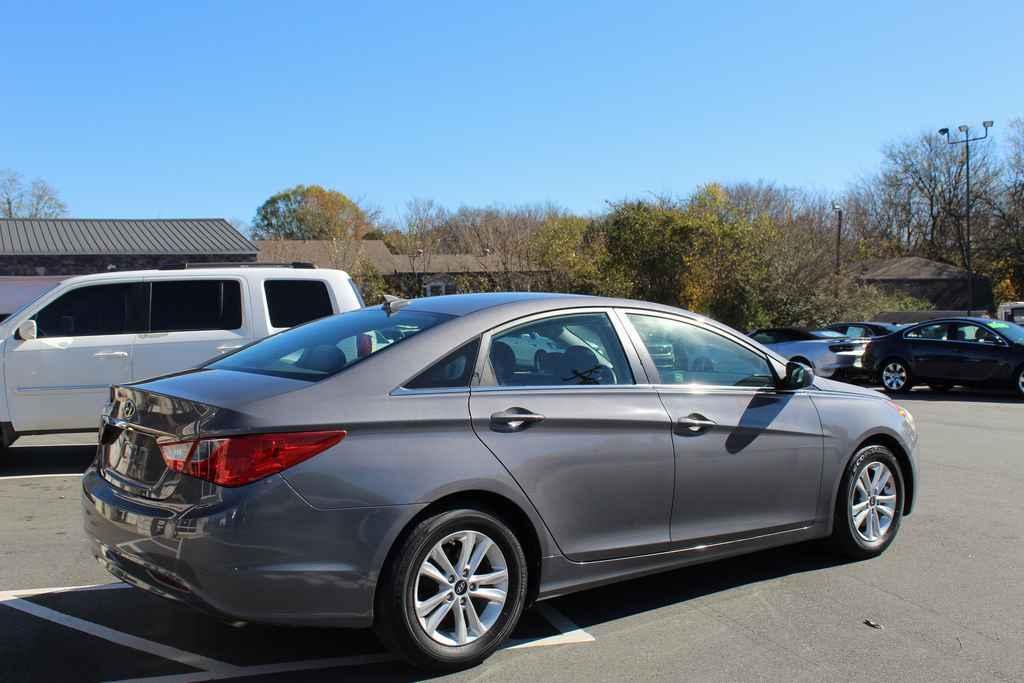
[150,280,243,332]
[35,283,147,338]
[265,280,334,327]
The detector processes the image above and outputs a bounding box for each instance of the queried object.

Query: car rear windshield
[207,307,453,381]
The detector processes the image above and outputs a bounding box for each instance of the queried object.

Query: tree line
[6,117,1022,331]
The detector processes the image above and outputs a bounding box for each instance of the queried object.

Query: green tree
[252,185,369,240]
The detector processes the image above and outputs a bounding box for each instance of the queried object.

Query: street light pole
[939,120,993,316]
[832,203,843,299]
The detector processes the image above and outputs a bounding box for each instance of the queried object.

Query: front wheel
[830,445,904,560]
[880,358,913,393]
[375,508,528,671]
[1014,366,1024,399]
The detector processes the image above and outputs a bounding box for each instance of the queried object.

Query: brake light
[159,430,346,487]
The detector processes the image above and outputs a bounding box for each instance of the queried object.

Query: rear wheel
[830,445,904,560]
[374,508,528,671]
[880,358,913,393]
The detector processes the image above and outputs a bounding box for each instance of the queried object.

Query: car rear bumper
[81,466,423,628]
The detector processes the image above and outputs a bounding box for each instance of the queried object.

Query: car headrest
[561,345,600,382]
[490,341,516,382]
[297,345,348,374]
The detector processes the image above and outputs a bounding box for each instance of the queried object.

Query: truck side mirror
[16,319,37,341]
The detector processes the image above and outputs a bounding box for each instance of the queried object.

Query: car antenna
[382,294,410,316]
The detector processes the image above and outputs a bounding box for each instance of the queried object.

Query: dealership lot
[1,390,1021,682]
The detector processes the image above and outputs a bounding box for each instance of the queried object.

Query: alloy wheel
[882,362,907,391]
[414,530,509,646]
[1018,369,1024,396]
[851,461,898,543]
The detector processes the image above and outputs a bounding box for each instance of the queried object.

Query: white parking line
[0,472,85,481]
[2,583,594,682]
[1,597,243,674]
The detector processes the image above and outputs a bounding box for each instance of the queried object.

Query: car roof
[401,291,703,320]
[53,266,351,285]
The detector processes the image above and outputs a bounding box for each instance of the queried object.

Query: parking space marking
[0,597,243,674]
[1,583,593,682]
[506,603,596,649]
[0,472,85,481]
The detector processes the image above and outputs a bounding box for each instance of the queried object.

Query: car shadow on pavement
[853,383,1021,404]
[546,541,851,630]
[1,445,95,477]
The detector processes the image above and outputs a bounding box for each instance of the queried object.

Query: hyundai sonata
[83,293,918,670]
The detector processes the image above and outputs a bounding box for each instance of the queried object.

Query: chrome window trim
[390,386,471,397]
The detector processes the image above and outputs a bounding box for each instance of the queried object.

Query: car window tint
[487,313,633,386]
[265,280,334,327]
[150,280,242,332]
[846,325,868,337]
[951,323,1000,344]
[35,283,146,337]
[906,323,948,340]
[751,331,778,344]
[628,314,774,388]
[405,339,480,389]
[209,307,451,381]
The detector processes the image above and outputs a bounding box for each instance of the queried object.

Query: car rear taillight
[159,430,346,487]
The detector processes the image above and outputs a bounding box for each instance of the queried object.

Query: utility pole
[939,121,993,316]
[832,203,843,299]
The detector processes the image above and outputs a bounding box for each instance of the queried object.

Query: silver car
[83,293,918,671]
[749,327,869,379]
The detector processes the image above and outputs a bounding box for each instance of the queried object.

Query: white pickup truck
[0,264,363,455]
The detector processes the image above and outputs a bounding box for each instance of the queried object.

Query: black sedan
[825,321,905,338]
[862,317,1024,396]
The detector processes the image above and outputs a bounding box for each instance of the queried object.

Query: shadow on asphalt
[851,382,1020,404]
[1,445,95,477]
[546,542,850,630]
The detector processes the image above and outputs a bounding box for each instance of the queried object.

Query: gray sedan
[749,327,869,379]
[83,293,918,671]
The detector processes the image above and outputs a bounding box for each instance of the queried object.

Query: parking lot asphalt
[1,388,1022,682]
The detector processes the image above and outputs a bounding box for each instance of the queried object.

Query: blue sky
[2,1,1022,226]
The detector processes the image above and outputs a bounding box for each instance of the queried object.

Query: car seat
[490,341,516,384]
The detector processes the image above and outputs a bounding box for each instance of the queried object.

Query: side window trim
[617,308,780,391]
[472,307,643,390]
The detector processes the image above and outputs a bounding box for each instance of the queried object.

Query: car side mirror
[15,319,37,341]
[781,360,814,390]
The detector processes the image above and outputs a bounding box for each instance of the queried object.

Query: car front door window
[627,314,774,388]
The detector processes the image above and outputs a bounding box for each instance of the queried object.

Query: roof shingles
[0,218,256,256]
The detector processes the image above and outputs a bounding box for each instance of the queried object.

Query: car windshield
[987,320,1024,345]
[208,307,453,381]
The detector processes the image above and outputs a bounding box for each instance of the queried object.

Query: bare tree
[1,169,67,218]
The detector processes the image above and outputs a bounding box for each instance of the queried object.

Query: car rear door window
[628,314,774,388]
[486,313,633,386]
[265,280,334,327]
[906,323,948,340]
[845,325,869,337]
[405,339,480,389]
[35,283,146,337]
[150,280,242,332]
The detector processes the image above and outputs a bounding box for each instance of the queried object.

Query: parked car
[0,264,363,456]
[824,321,906,338]
[83,293,918,670]
[863,317,1024,396]
[748,327,868,379]
[996,301,1024,325]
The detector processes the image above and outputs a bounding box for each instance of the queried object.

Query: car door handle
[216,344,244,353]
[94,351,129,360]
[490,408,545,433]
[675,413,717,435]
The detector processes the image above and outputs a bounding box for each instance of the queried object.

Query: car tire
[1014,366,1024,399]
[879,358,913,393]
[374,508,529,672]
[830,444,904,560]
